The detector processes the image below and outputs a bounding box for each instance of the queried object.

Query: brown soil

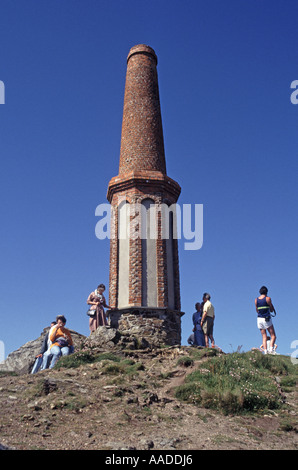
[0,347,297,451]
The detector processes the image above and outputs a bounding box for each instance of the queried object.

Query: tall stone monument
[107,45,184,347]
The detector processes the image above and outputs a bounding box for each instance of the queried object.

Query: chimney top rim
[127,44,158,65]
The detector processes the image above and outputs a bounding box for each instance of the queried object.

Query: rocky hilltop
[0,328,86,375]
[0,328,297,451]
[0,325,174,375]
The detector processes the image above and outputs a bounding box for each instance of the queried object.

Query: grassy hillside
[0,346,297,450]
[174,349,297,415]
[54,347,297,417]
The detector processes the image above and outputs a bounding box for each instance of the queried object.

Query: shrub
[175,383,201,404]
[176,356,194,367]
[102,363,123,375]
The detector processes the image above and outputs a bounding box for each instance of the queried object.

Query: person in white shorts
[255,286,276,354]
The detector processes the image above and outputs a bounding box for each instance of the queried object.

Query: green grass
[188,348,219,360]
[101,359,144,376]
[0,370,17,377]
[55,350,145,377]
[176,356,194,367]
[175,350,297,415]
[54,351,121,369]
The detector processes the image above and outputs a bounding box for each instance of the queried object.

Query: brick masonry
[107,45,184,346]
[119,44,166,176]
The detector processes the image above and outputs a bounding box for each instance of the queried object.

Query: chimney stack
[119,44,166,175]
[107,45,184,347]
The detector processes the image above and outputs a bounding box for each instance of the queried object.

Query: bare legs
[260,324,276,353]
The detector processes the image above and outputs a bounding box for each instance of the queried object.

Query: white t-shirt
[203,300,215,318]
[47,325,56,349]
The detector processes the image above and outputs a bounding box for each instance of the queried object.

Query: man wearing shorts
[201,293,215,348]
[255,286,276,354]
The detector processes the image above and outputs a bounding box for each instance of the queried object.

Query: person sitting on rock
[31,321,56,374]
[41,315,74,370]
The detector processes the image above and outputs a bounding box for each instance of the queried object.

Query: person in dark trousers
[192,302,205,346]
[255,286,277,354]
[31,321,56,374]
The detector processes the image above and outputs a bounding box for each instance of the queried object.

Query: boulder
[0,328,86,375]
[83,326,151,351]
[84,326,121,350]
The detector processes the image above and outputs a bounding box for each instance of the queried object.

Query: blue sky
[0,0,297,359]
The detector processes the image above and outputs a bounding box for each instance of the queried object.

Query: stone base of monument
[105,307,184,349]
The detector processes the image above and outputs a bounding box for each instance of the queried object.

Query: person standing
[87,284,111,333]
[255,286,276,354]
[201,293,215,348]
[192,302,205,346]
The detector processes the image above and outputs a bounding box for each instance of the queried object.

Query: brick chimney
[107,45,184,347]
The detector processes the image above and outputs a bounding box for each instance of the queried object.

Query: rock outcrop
[0,328,86,374]
[0,325,158,374]
[85,326,151,351]
[0,324,180,375]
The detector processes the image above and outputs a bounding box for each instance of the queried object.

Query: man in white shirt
[200,293,215,348]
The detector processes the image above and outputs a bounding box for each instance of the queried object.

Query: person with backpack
[255,286,277,354]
